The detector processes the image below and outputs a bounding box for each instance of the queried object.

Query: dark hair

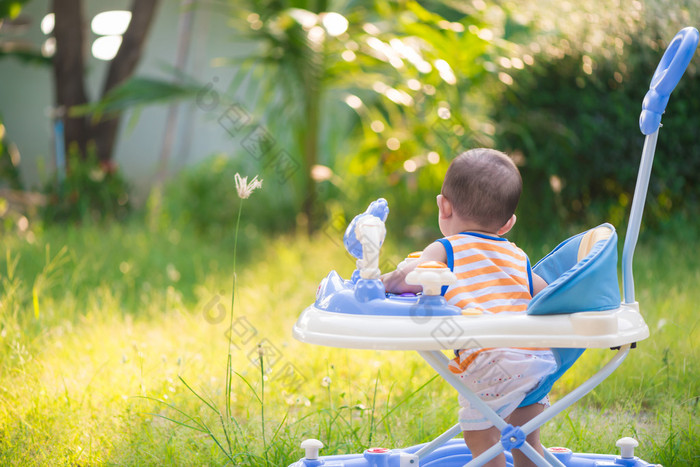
[441,148,522,230]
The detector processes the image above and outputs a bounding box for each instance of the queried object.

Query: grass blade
[178,375,219,413]
[377,375,438,426]
[133,395,207,432]
[145,412,208,433]
[269,410,289,446]
[233,370,263,405]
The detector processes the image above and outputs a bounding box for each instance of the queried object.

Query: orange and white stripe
[442,233,532,313]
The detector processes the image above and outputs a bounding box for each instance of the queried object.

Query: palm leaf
[70,77,202,121]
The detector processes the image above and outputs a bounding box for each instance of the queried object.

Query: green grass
[0,219,698,465]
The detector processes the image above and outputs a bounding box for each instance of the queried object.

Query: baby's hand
[381,258,423,294]
[382,241,449,294]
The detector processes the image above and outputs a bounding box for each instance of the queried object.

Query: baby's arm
[381,241,448,294]
[532,272,548,295]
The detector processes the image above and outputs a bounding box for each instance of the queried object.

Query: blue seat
[520,223,620,407]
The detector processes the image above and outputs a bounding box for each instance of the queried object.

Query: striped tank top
[437,232,533,313]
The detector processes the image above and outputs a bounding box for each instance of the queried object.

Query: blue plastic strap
[436,238,454,296]
[639,27,699,135]
[437,238,454,271]
[459,231,507,241]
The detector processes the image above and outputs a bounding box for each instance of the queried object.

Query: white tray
[293,302,649,351]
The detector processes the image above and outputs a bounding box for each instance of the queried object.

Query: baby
[382,148,557,466]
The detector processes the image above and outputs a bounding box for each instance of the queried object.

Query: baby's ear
[497,214,517,235]
[437,194,452,218]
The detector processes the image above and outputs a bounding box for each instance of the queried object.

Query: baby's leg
[463,427,506,467]
[461,404,546,467]
[506,403,546,467]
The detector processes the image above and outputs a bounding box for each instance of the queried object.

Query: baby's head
[441,148,522,233]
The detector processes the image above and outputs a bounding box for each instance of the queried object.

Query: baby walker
[289,27,699,467]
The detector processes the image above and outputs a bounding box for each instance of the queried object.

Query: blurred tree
[333,1,501,237]
[51,0,160,166]
[226,1,502,235]
[227,0,345,235]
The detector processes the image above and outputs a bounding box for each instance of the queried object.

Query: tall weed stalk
[144,174,266,464]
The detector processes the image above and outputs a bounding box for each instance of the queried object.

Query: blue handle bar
[624,27,698,303]
[639,26,699,135]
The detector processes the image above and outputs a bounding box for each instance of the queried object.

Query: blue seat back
[527,223,620,315]
[520,224,620,407]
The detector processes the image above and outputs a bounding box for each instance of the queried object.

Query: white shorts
[450,348,557,431]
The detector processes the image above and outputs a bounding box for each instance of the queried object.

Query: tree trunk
[51,0,89,162]
[302,41,324,236]
[302,94,319,236]
[93,0,160,164]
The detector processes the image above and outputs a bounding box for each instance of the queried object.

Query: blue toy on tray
[290,26,699,467]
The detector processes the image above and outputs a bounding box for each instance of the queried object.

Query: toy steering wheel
[639,26,699,135]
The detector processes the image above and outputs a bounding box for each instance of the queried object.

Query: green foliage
[162,153,300,236]
[41,147,131,224]
[0,0,28,19]
[164,0,700,238]
[223,0,361,232]
[489,1,700,232]
[326,1,506,239]
[220,1,509,235]
[0,0,50,65]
